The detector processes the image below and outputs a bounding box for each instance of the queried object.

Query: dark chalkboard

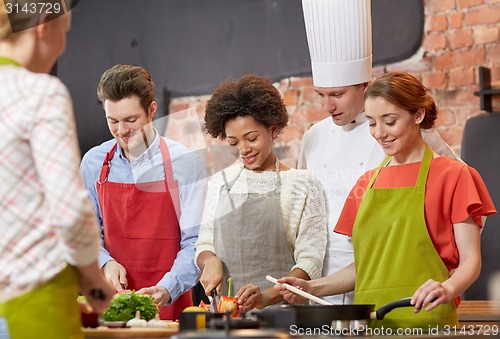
[57,0,423,153]
[56,1,496,302]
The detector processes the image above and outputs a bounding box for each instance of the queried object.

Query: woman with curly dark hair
[195,74,327,313]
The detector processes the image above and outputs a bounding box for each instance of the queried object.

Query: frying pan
[280,298,413,329]
[266,276,414,329]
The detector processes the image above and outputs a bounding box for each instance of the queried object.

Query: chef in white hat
[297,0,460,305]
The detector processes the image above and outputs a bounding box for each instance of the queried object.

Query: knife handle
[90,289,105,300]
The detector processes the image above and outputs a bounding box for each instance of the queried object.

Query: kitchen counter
[83,326,178,338]
[83,301,500,338]
[458,300,500,327]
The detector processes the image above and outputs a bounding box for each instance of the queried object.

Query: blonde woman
[0,3,113,337]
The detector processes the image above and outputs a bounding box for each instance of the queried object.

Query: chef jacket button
[359,161,364,166]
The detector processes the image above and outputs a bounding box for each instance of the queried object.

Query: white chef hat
[302,0,372,87]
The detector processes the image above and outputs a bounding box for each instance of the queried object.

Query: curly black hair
[204,74,289,139]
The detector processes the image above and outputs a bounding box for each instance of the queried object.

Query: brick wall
[164,0,500,172]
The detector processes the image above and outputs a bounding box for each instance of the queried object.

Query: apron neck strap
[274,156,281,189]
[158,137,175,184]
[415,144,433,187]
[98,143,118,184]
[0,57,21,67]
[367,144,433,189]
[97,139,174,184]
[368,156,391,188]
[223,166,244,192]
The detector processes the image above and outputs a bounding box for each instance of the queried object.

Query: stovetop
[174,309,492,339]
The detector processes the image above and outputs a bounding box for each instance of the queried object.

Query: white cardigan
[195,164,327,280]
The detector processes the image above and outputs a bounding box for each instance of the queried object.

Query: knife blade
[210,289,218,312]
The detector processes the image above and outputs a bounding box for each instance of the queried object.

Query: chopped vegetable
[103,291,158,322]
[217,277,240,318]
[198,300,210,312]
[228,277,234,298]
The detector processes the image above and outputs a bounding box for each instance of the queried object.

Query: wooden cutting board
[83,326,179,338]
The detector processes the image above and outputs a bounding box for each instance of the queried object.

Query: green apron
[1,57,82,337]
[0,57,21,66]
[0,265,83,339]
[352,145,457,329]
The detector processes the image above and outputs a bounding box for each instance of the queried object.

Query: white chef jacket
[298,112,460,305]
[298,112,383,304]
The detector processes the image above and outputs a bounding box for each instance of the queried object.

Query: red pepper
[217,277,240,318]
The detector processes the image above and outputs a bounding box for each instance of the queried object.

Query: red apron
[97,138,192,320]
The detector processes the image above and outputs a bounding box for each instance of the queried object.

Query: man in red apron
[80,65,207,320]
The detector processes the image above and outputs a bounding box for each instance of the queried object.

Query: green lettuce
[103,291,158,322]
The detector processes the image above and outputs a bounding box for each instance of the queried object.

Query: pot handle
[371,297,413,320]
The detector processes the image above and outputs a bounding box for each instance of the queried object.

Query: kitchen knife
[210,289,218,312]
